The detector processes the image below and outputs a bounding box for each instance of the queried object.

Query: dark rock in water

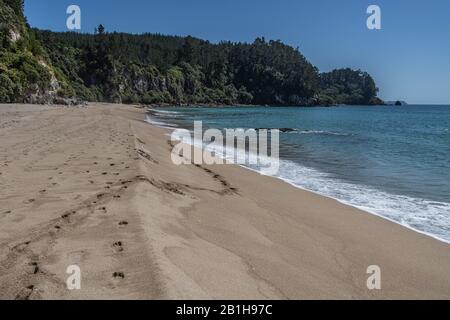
[385,100,408,106]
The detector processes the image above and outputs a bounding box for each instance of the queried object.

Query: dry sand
[0,103,448,300]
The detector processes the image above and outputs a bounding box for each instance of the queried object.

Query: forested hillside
[1,0,383,106]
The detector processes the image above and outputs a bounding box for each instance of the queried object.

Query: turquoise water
[147,105,450,243]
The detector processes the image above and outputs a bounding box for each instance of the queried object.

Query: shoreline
[145,111,450,245]
[0,103,449,299]
[145,103,386,109]
[234,160,450,245]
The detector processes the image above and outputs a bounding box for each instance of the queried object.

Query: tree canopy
[1,1,383,106]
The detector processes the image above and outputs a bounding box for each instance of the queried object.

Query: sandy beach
[0,103,449,300]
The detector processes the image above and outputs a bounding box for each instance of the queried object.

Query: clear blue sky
[25,0,450,104]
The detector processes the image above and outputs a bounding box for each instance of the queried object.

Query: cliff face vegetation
[1,1,383,106]
[0,0,74,103]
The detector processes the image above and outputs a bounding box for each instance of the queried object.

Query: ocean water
[147,105,450,243]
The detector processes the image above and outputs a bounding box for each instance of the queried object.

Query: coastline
[145,103,385,109]
[0,103,449,299]
[146,107,450,244]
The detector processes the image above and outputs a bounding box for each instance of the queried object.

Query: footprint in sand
[113,272,125,279]
[96,193,106,200]
[61,211,76,219]
[13,241,31,253]
[15,285,35,300]
[112,241,124,253]
[29,262,39,274]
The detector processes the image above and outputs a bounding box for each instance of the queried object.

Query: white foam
[271,160,450,244]
[162,121,450,244]
[298,130,352,136]
[145,115,179,129]
[148,109,182,117]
